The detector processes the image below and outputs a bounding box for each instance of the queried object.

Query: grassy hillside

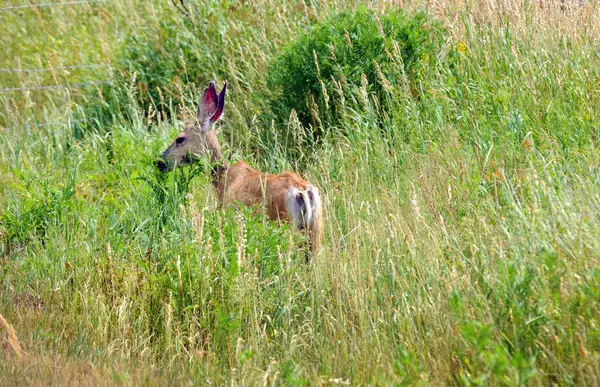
[1,0,599,385]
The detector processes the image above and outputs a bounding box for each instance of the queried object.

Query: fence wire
[1,119,83,131]
[0,64,112,73]
[0,1,105,11]
[0,81,111,92]
[0,0,113,131]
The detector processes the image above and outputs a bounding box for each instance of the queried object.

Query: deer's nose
[155,159,167,173]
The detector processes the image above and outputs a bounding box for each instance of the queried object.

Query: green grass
[1,0,600,385]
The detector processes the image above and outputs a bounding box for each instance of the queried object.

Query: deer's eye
[176,137,186,145]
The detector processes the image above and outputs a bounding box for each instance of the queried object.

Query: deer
[156,81,323,256]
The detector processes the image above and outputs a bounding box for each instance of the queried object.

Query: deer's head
[156,81,227,173]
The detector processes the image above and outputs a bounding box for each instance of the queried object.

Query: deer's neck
[205,131,229,191]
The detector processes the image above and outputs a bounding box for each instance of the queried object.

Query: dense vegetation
[267,9,444,130]
[1,1,599,385]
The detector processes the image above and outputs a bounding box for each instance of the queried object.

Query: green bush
[1,173,76,253]
[267,8,446,133]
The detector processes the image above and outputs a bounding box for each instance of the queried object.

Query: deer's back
[219,161,309,221]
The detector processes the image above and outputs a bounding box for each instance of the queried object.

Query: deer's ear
[197,81,219,133]
[211,81,227,123]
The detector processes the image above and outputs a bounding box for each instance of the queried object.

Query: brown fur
[216,161,308,220]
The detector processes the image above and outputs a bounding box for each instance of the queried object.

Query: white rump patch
[284,185,321,230]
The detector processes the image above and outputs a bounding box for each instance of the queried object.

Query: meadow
[1,0,599,385]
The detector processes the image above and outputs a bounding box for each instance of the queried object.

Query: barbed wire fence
[0,0,115,130]
[0,81,112,93]
[0,64,111,73]
[0,0,105,12]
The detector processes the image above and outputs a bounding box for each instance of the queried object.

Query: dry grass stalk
[0,313,23,362]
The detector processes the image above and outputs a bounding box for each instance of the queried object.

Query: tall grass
[1,0,599,384]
